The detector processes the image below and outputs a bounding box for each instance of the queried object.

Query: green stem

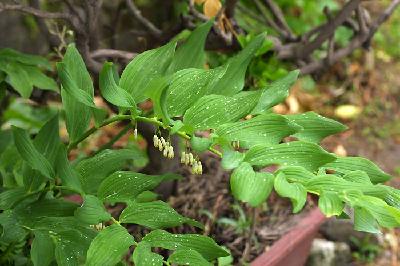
[67,115,222,157]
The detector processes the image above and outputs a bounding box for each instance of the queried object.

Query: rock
[319,218,382,249]
[306,238,352,266]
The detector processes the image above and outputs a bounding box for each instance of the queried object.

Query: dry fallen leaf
[194,0,207,4]
[333,144,347,157]
[204,0,222,18]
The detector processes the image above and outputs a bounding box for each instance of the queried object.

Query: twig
[242,207,258,263]
[125,0,162,38]
[263,0,296,40]
[90,49,137,60]
[0,3,71,20]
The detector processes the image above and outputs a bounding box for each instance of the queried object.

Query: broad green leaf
[0,211,27,244]
[74,195,111,224]
[55,144,83,193]
[0,48,52,69]
[22,64,58,92]
[54,229,96,266]
[244,141,336,172]
[210,33,265,95]
[322,156,391,184]
[166,68,223,117]
[191,135,212,152]
[354,207,380,234]
[31,231,55,266]
[215,113,302,148]
[146,76,173,124]
[286,112,347,143]
[318,191,344,217]
[120,41,176,102]
[342,170,372,184]
[60,44,93,142]
[221,149,245,170]
[0,60,33,98]
[132,242,163,266]
[170,19,214,71]
[119,200,203,229]
[14,198,78,225]
[99,62,136,108]
[168,248,212,266]
[183,91,260,131]
[0,130,12,157]
[98,171,181,202]
[86,224,135,266]
[33,114,60,167]
[0,187,27,210]
[75,149,143,194]
[274,172,307,213]
[252,70,299,114]
[276,166,316,184]
[57,62,96,107]
[142,229,229,261]
[12,126,55,179]
[230,162,274,207]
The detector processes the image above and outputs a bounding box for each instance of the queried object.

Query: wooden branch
[125,0,162,38]
[90,49,136,60]
[0,3,71,20]
[263,0,296,40]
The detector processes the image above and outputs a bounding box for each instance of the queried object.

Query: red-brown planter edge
[251,208,326,266]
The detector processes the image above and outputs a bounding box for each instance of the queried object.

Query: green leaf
[221,149,245,170]
[276,166,316,184]
[132,242,163,266]
[342,170,372,184]
[60,44,94,142]
[98,171,181,203]
[183,91,260,131]
[230,162,274,207]
[99,62,136,108]
[168,248,212,266]
[170,19,214,71]
[142,229,229,261]
[31,231,55,266]
[210,33,266,95]
[146,76,173,124]
[86,224,135,266]
[0,60,33,98]
[354,207,380,234]
[33,114,60,167]
[0,187,27,210]
[166,68,224,117]
[120,41,176,103]
[322,156,391,184]
[286,112,347,143]
[120,200,203,229]
[318,191,344,217]
[14,198,78,225]
[0,211,27,244]
[22,64,58,92]
[191,135,212,152]
[252,70,299,114]
[75,149,143,194]
[215,113,302,148]
[74,195,111,224]
[55,144,83,193]
[12,126,55,179]
[0,48,52,70]
[274,172,307,213]
[244,141,336,172]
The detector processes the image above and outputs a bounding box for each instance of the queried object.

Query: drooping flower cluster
[181,151,203,174]
[153,135,174,159]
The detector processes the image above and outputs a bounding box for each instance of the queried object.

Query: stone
[306,238,352,266]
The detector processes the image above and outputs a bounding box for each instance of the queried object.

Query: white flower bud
[181,152,186,163]
[192,161,198,174]
[153,135,159,148]
[185,153,190,165]
[169,146,175,158]
[198,161,203,174]
[189,153,194,165]
[163,147,168,157]
[134,128,138,139]
[158,139,163,151]
[160,137,166,147]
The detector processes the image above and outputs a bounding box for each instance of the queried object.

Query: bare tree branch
[91,49,136,60]
[263,0,296,40]
[0,2,71,20]
[125,0,162,38]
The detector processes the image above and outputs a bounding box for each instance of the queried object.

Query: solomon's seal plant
[0,20,399,265]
